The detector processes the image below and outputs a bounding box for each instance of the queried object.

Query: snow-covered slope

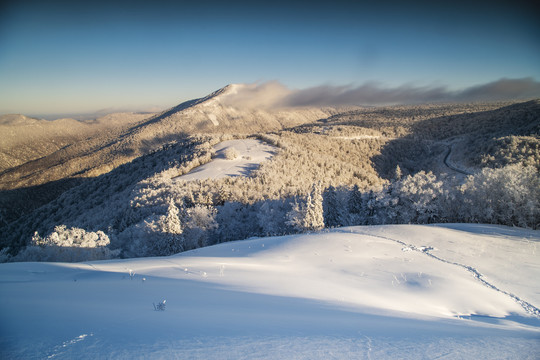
[1,224,538,359]
[0,112,152,171]
[0,84,334,192]
[175,139,276,181]
[143,83,335,134]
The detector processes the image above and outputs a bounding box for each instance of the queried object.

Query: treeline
[0,123,387,261]
[3,162,538,262]
[0,135,218,253]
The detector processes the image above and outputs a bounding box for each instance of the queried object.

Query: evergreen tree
[323,185,341,228]
[348,184,363,214]
[394,165,403,181]
[163,198,183,236]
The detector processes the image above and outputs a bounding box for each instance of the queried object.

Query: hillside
[0,84,336,192]
[2,87,537,195]
[0,112,153,174]
[1,224,538,359]
[0,91,539,259]
[301,99,540,178]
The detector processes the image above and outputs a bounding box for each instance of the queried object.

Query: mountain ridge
[0,84,337,191]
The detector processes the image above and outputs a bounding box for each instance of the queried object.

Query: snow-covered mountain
[0,84,336,192]
[1,224,538,359]
[135,83,336,134]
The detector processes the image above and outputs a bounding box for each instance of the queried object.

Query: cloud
[280,83,450,107]
[452,78,540,102]
[219,81,292,109]
[220,78,540,109]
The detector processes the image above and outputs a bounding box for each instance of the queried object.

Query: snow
[176,139,276,181]
[1,224,539,359]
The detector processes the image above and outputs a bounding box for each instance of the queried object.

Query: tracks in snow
[347,230,540,318]
[415,244,540,318]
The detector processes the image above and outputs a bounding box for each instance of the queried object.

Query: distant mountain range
[0,84,338,191]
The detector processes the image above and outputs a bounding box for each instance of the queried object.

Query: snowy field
[1,224,539,359]
[175,139,276,181]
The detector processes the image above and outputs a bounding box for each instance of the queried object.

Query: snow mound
[1,224,538,359]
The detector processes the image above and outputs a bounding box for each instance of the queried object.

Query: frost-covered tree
[163,198,183,236]
[369,186,399,224]
[393,165,403,181]
[460,164,540,228]
[183,205,218,249]
[256,199,290,236]
[393,171,445,224]
[286,182,324,232]
[223,147,240,160]
[123,217,181,258]
[14,225,119,262]
[120,199,185,257]
[323,185,342,228]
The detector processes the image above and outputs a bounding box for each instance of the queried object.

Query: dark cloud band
[223,78,540,108]
[281,78,540,107]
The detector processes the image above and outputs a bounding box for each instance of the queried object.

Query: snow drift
[1,224,538,359]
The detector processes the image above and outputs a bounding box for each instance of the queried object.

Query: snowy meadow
[1,224,539,359]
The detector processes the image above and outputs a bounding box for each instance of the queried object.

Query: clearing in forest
[175,139,276,181]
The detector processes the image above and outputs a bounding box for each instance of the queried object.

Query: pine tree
[348,184,363,214]
[163,198,183,236]
[394,165,403,181]
[323,185,341,228]
[152,198,184,255]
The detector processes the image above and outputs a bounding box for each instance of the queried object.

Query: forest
[0,99,538,262]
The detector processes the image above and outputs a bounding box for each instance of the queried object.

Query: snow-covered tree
[393,171,445,224]
[163,198,183,236]
[287,182,324,232]
[393,165,403,181]
[223,147,240,160]
[460,164,539,228]
[323,185,342,228]
[256,199,290,236]
[14,226,119,262]
[183,205,218,249]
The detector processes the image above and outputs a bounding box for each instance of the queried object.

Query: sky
[0,0,539,117]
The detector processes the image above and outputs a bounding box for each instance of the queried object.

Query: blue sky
[1,0,539,116]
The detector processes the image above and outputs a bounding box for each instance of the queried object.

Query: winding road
[443,143,472,175]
